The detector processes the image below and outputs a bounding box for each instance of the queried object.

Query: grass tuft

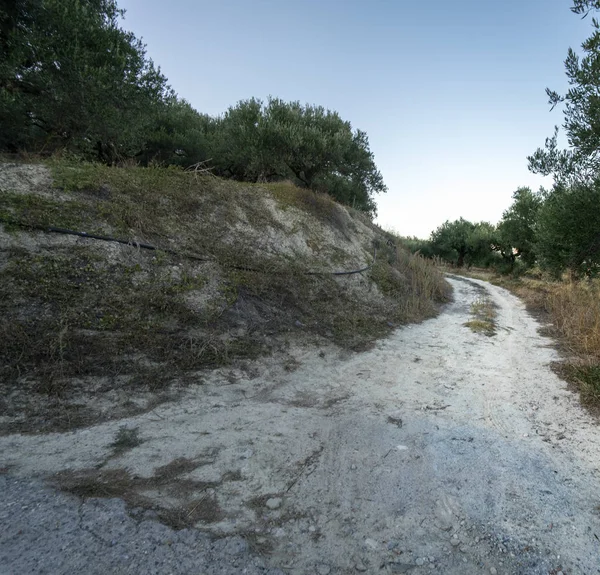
[109,426,142,456]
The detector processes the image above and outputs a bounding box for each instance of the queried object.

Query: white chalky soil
[2,276,600,574]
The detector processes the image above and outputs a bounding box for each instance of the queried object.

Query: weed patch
[464,296,497,336]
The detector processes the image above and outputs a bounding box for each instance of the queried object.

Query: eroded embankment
[0,161,448,434]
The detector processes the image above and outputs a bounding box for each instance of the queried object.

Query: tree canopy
[0,0,387,215]
[210,98,386,214]
[496,187,542,267]
[528,0,600,182]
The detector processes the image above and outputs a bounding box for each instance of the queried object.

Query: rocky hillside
[0,161,450,434]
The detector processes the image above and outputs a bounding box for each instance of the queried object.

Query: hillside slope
[0,161,449,433]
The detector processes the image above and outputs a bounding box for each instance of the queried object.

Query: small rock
[316,565,331,575]
[364,538,378,550]
[308,525,316,532]
[265,497,282,510]
[450,539,460,547]
[355,561,368,572]
[415,558,425,566]
[387,540,399,550]
[490,568,498,575]
[556,572,564,575]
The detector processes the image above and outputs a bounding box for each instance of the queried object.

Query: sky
[118,0,590,238]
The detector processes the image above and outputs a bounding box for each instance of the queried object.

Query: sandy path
[1,276,600,574]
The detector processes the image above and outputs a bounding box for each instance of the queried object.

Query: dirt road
[1,276,599,574]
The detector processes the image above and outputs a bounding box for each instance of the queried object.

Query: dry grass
[53,456,231,529]
[517,278,600,413]
[455,267,600,413]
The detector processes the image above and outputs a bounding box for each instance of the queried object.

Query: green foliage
[139,97,213,167]
[430,218,475,267]
[397,236,436,258]
[528,1,600,181]
[466,222,499,267]
[210,97,386,215]
[429,218,498,268]
[524,2,600,277]
[497,187,542,267]
[536,180,600,277]
[0,0,171,161]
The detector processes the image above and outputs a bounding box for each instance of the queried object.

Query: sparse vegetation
[0,160,449,434]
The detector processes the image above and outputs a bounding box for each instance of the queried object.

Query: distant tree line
[407,0,600,278]
[409,180,600,279]
[0,0,386,214]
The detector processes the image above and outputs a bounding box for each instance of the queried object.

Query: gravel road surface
[1,276,599,574]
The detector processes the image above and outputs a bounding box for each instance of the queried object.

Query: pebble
[490,568,497,575]
[459,546,467,552]
[364,538,378,550]
[265,497,282,510]
[450,539,461,547]
[415,558,425,566]
[316,565,331,575]
[355,561,367,572]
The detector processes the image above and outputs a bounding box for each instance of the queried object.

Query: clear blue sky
[119,0,589,238]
